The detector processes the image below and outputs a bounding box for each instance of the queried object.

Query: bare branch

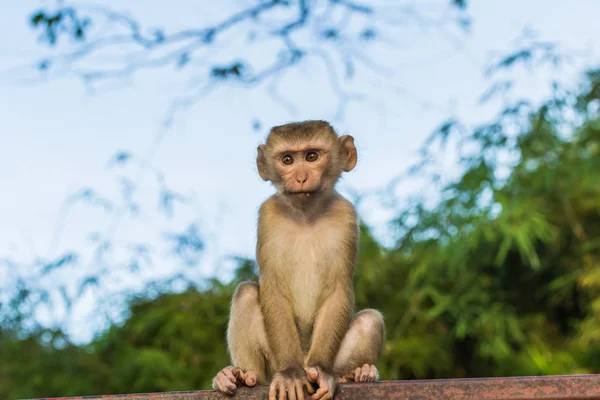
[21,0,469,121]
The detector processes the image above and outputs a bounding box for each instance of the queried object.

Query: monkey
[212,120,385,400]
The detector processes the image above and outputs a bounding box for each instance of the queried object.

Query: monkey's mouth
[287,190,318,199]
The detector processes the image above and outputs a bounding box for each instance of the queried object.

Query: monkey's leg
[332,309,385,383]
[213,282,273,395]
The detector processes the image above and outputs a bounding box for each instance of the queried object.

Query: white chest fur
[263,216,348,322]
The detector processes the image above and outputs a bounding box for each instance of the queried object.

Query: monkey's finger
[304,380,316,395]
[354,367,361,382]
[278,383,288,400]
[311,387,329,400]
[288,383,297,400]
[295,381,305,400]
[321,390,334,400]
[306,367,319,383]
[269,382,278,400]
[361,364,370,382]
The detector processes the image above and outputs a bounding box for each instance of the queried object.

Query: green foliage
[91,283,232,393]
[364,69,600,379]
[3,70,600,397]
[0,329,108,399]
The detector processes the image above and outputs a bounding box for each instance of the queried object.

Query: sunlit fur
[213,120,384,400]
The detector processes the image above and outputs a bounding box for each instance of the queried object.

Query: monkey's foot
[305,367,336,400]
[212,366,258,396]
[338,364,378,383]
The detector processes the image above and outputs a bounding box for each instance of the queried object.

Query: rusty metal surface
[29,375,600,400]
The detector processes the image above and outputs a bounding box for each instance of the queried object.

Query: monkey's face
[274,148,331,197]
[257,129,358,204]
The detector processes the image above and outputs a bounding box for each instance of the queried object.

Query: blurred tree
[0,327,109,399]
[366,66,600,379]
[3,66,600,393]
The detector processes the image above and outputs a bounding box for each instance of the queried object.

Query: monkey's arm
[260,277,306,372]
[256,201,306,374]
[307,205,357,373]
[305,279,353,372]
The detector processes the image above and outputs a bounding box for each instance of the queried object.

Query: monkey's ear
[256,144,270,181]
[339,135,357,172]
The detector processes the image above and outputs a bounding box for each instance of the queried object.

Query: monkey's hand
[305,366,337,400]
[212,366,258,396]
[269,366,315,400]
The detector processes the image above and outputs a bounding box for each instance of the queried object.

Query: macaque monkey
[212,120,385,400]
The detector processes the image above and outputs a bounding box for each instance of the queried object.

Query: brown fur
[213,121,384,400]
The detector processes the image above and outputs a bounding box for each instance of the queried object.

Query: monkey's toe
[350,364,378,383]
[214,371,237,395]
[338,370,355,383]
[367,365,378,382]
[213,366,262,396]
[242,370,258,387]
[360,364,370,382]
[230,367,259,387]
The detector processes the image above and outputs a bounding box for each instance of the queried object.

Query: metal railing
[30,375,600,400]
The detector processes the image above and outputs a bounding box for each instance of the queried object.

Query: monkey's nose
[296,175,308,184]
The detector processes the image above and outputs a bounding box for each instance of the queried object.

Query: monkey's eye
[281,155,294,165]
[305,151,319,162]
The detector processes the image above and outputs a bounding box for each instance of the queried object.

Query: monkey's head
[257,120,357,202]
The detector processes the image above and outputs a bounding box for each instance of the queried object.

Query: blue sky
[1,0,600,342]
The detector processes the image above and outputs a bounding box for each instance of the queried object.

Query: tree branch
[23,0,469,121]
